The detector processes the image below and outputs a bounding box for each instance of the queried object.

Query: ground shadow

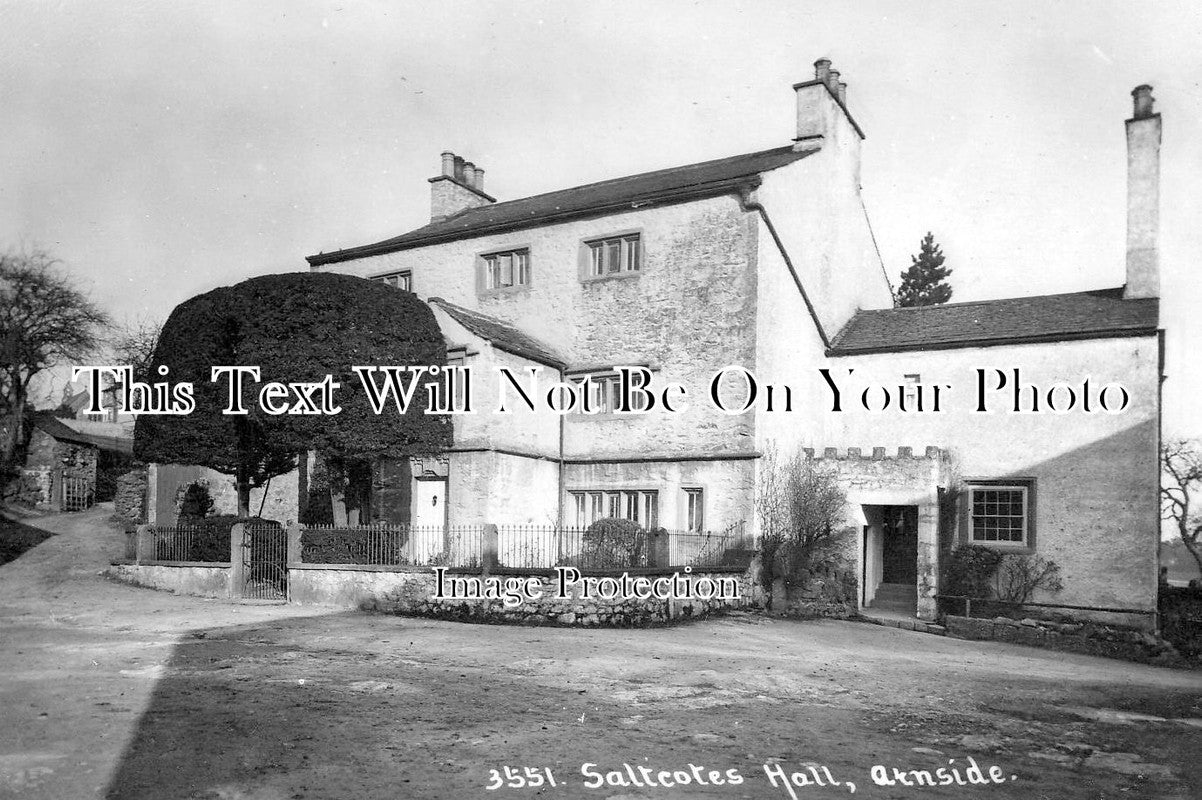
[0,513,55,565]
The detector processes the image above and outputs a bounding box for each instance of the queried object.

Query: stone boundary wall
[944,614,1181,666]
[109,562,230,598]
[107,560,758,627]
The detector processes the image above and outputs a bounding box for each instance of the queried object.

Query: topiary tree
[895,232,953,307]
[135,272,452,518]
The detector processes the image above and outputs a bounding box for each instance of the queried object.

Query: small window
[446,350,468,410]
[968,483,1031,546]
[373,271,412,292]
[571,374,649,414]
[585,233,641,278]
[684,488,705,533]
[482,248,531,291]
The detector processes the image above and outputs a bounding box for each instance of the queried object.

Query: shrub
[177,482,215,520]
[570,518,647,569]
[995,553,1063,603]
[943,544,1003,598]
[755,447,848,606]
[301,525,406,565]
[156,515,279,562]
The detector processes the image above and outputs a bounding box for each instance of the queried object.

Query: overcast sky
[3,1,1200,435]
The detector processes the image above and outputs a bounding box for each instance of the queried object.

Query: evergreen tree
[895,232,953,307]
[134,272,452,517]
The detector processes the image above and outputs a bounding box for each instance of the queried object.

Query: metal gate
[242,524,288,600]
[61,476,93,512]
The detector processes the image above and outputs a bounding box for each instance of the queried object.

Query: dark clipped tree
[134,272,452,517]
[895,232,953,307]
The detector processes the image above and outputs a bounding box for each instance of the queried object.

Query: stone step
[871,583,915,601]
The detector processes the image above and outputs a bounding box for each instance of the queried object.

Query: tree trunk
[235,464,251,517]
[1183,528,1202,582]
[326,456,348,526]
[1,391,26,466]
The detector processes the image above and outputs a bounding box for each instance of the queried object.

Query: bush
[943,544,1003,598]
[564,518,648,569]
[301,526,404,564]
[155,515,279,562]
[995,553,1063,603]
[178,482,215,520]
[1160,586,1202,658]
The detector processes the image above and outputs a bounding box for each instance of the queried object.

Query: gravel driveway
[1,506,1199,799]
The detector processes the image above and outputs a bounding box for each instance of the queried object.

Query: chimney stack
[793,57,863,163]
[429,150,494,220]
[1124,84,1161,300]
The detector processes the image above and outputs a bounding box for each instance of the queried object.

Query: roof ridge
[463,144,799,211]
[308,144,814,265]
[866,287,1129,314]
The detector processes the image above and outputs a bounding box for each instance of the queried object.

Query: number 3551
[486,766,558,790]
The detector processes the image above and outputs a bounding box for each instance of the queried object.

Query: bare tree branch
[0,246,111,464]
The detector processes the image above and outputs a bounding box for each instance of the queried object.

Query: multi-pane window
[483,248,530,290]
[684,488,705,533]
[586,234,641,277]
[969,484,1029,545]
[570,490,658,528]
[373,271,412,291]
[570,374,649,413]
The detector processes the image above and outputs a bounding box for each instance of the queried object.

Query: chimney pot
[440,151,456,177]
[453,155,465,182]
[1131,84,1155,120]
[462,161,476,188]
[473,166,485,192]
[814,58,831,83]
[837,80,848,106]
[827,69,840,94]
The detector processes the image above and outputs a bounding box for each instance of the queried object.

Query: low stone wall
[293,564,757,627]
[109,561,231,598]
[944,614,1180,666]
[109,557,758,627]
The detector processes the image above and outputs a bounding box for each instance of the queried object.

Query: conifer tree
[895,232,953,307]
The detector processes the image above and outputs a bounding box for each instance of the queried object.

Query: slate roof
[429,298,567,370]
[307,145,816,265]
[33,413,134,454]
[829,288,1159,355]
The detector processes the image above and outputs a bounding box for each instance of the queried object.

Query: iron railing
[297,520,750,571]
[300,524,485,568]
[147,524,230,563]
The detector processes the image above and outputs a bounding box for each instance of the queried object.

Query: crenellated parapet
[803,446,945,461]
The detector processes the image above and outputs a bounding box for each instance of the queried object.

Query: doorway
[413,478,447,529]
[862,504,918,615]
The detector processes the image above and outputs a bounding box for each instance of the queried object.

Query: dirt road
[1,507,1199,800]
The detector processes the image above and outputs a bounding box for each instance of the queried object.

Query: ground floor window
[570,489,658,528]
[968,482,1031,546]
[683,488,704,532]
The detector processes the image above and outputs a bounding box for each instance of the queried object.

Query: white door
[412,479,447,564]
[414,479,446,528]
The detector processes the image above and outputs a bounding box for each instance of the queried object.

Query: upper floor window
[586,233,641,278]
[569,373,649,414]
[482,248,530,291]
[968,482,1032,547]
[373,270,412,292]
